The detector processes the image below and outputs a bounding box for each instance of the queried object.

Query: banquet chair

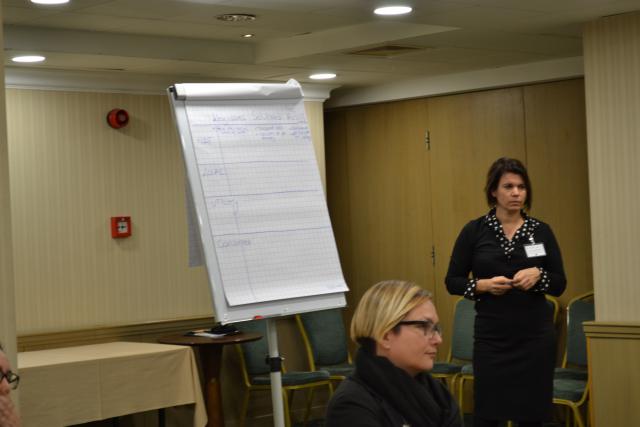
[553,292,594,427]
[431,297,475,395]
[296,309,354,382]
[234,319,332,427]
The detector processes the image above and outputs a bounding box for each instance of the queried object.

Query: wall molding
[584,321,640,339]
[4,67,336,101]
[585,320,640,426]
[18,316,215,351]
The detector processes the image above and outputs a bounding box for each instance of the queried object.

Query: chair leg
[282,389,292,427]
[289,389,296,425]
[571,404,585,427]
[158,408,165,427]
[457,377,465,413]
[585,404,590,427]
[239,389,251,427]
[303,388,316,425]
[449,375,458,397]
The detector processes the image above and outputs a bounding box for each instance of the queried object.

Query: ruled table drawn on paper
[184,99,347,306]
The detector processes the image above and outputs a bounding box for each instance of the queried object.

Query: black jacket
[326,376,407,426]
[326,371,461,427]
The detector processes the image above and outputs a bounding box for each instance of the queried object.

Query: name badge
[524,243,546,258]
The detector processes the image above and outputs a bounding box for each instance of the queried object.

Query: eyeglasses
[0,371,19,390]
[396,320,443,339]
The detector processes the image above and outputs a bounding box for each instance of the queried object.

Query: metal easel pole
[266,318,286,427]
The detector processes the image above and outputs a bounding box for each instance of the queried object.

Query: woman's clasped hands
[511,267,541,291]
[477,276,512,296]
[478,267,541,296]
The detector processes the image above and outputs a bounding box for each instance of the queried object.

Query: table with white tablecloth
[18,341,207,427]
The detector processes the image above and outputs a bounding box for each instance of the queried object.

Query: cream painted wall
[0,1,19,390]
[304,101,326,192]
[6,88,327,335]
[583,12,640,425]
[584,11,640,322]
[7,89,213,334]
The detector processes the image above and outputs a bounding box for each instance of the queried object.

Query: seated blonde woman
[326,280,461,427]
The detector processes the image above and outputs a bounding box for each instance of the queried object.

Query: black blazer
[326,376,408,427]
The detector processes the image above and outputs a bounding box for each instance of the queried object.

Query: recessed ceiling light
[12,55,46,63]
[309,73,337,80]
[241,34,254,38]
[374,6,412,15]
[31,0,70,4]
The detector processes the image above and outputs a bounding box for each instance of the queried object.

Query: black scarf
[353,338,462,427]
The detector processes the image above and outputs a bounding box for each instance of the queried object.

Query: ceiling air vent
[348,45,423,57]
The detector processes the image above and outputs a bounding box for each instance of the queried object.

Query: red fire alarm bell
[111,216,132,238]
[107,109,129,129]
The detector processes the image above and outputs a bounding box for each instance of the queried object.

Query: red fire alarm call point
[111,216,132,238]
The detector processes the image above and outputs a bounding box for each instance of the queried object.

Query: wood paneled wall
[325,79,592,358]
[427,87,528,347]
[524,80,593,305]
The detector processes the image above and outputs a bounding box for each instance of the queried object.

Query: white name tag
[524,243,546,258]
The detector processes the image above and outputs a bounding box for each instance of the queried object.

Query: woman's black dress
[445,210,566,422]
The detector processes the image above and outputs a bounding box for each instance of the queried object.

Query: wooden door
[382,99,434,292]
[325,109,353,288]
[523,79,593,305]
[330,99,434,311]
[427,87,527,353]
[324,81,592,361]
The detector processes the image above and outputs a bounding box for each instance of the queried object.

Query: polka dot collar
[483,208,540,257]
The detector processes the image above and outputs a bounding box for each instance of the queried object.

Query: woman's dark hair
[484,157,532,209]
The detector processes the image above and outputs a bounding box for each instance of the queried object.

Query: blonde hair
[350,280,433,343]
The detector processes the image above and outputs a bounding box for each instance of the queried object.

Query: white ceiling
[3,0,640,91]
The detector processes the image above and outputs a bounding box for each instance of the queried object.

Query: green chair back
[299,309,349,367]
[235,320,270,376]
[566,298,595,367]
[450,298,475,361]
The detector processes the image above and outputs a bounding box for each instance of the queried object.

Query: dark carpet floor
[294,415,563,427]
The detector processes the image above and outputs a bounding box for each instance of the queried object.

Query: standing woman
[445,157,566,427]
